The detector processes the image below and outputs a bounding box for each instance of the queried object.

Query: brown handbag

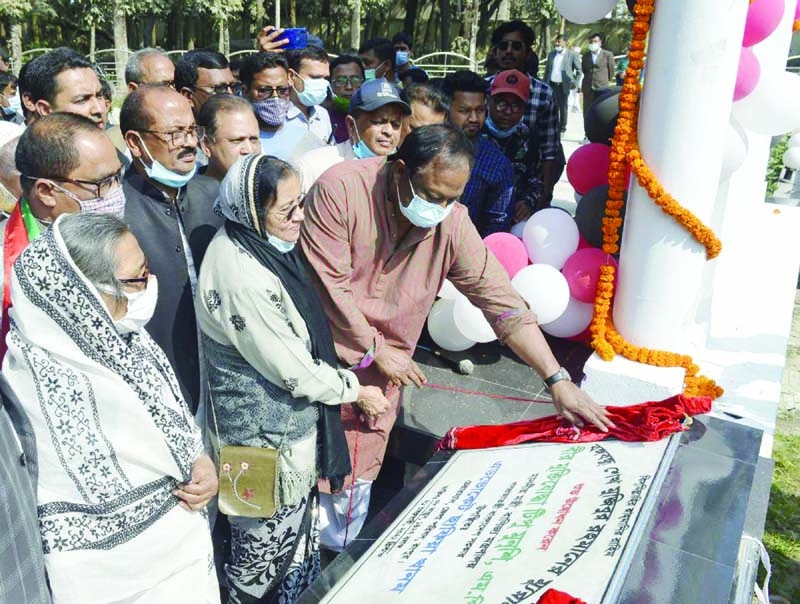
[217,444,280,518]
[210,393,284,519]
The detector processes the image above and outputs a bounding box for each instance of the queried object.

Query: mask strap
[134,132,156,167]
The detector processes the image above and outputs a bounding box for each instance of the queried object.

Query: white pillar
[612,0,748,350]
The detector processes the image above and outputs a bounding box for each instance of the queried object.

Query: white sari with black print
[2,219,218,604]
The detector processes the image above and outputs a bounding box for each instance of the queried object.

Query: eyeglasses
[43,168,123,199]
[331,75,363,88]
[194,82,243,95]
[139,126,205,146]
[272,194,306,222]
[119,264,150,288]
[492,98,525,113]
[253,85,292,100]
[496,40,525,52]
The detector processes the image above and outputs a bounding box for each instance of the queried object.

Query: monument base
[581,354,685,408]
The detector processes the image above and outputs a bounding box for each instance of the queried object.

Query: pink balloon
[561,248,618,304]
[742,0,784,47]
[734,47,760,101]
[566,143,611,195]
[577,234,593,250]
[796,0,800,21]
[484,232,529,279]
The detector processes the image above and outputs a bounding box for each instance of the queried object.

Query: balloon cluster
[427,209,618,351]
[732,0,800,137]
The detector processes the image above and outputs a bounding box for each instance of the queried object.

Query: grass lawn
[763,414,800,601]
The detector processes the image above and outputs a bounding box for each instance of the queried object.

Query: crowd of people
[0,21,615,604]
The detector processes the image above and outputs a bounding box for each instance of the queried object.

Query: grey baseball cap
[348,79,411,115]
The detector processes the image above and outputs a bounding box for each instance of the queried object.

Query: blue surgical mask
[267,233,296,253]
[396,51,410,66]
[485,114,518,139]
[296,76,330,107]
[7,94,20,114]
[364,68,377,82]
[351,124,378,159]
[2,105,16,117]
[136,134,197,189]
[396,175,453,228]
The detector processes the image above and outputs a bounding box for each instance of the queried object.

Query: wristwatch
[544,367,571,390]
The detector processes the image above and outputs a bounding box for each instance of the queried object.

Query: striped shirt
[300,157,536,482]
[0,376,50,604]
[460,137,516,237]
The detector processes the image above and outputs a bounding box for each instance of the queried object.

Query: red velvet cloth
[1,205,30,362]
[536,588,588,604]
[439,394,711,450]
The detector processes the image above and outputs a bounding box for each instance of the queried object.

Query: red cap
[490,69,531,102]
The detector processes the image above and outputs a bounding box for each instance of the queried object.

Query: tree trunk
[422,1,437,52]
[464,0,479,66]
[187,18,196,50]
[439,0,450,52]
[350,0,360,50]
[112,0,128,96]
[10,21,22,76]
[404,0,418,43]
[89,23,96,62]
[274,0,281,29]
[288,0,296,26]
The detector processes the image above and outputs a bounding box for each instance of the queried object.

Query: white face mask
[295,76,330,107]
[98,275,159,334]
[589,42,600,53]
[267,233,296,253]
[397,175,453,228]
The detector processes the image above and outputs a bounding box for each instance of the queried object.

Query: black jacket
[123,166,223,412]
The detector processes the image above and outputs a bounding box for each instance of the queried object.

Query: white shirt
[295,140,356,189]
[284,103,333,144]
[550,50,565,83]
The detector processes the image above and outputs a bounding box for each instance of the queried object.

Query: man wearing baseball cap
[296,78,410,186]
[482,69,544,220]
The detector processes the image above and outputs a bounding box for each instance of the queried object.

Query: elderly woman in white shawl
[3,212,219,604]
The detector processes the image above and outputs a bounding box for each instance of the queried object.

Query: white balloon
[783,147,800,171]
[453,296,497,343]
[555,0,616,24]
[732,70,800,135]
[541,297,595,338]
[522,208,580,269]
[437,279,464,301]
[510,220,527,239]
[427,298,475,352]
[789,133,800,148]
[511,264,571,324]
[720,117,748,179]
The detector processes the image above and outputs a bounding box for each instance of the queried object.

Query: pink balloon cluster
[735,0,785,102]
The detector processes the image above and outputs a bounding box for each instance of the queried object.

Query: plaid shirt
[460,137,515,237]
[481,122,541,209]
[487,74,560,162]
[0,377,50,604]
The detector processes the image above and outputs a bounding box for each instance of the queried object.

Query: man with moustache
[296,79,410,187]
[120,86,216,413]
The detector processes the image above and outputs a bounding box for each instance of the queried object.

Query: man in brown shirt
[301,124,611,549]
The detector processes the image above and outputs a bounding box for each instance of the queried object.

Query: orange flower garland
[589,0,724,400]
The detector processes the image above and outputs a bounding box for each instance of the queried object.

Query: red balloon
[577,234,593,250]
[566,143,611,195]
[561,247,618,303]
[484,232,529,279]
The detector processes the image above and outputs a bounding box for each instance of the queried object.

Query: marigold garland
[589,0,724,400]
